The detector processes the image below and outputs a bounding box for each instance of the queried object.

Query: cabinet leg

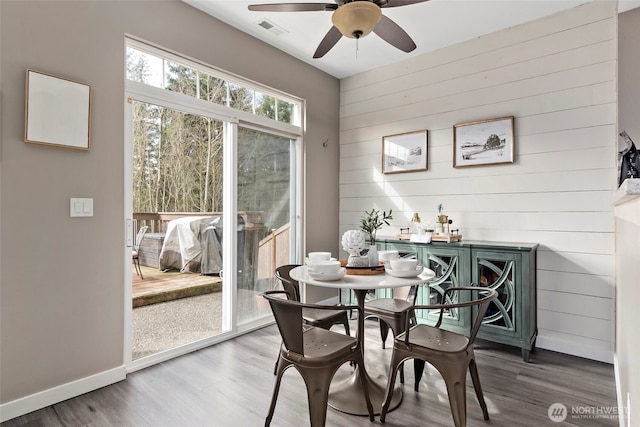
[522,348,531,363]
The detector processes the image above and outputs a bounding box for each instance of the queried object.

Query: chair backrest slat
[134,226,148,251]
[275,264,302,302]
[468,288,495,345]
[407,286,497,350]
[263,291,305,355]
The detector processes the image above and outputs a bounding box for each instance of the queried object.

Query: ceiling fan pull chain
[356,37,359,59]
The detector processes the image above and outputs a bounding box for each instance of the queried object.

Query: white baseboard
[0,365,126,423]
[536,335,614,364]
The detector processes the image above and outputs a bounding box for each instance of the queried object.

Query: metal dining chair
[273,264,352,375]
[363,284,418,384]
[132,225,148,279]
[262,290,374,427]
[380,286,498,427]
[275,265,351,335]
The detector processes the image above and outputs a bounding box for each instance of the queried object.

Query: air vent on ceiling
[256,18,288,36]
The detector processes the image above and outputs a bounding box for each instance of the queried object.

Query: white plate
[307,267,346,281]
[385,265,424,278]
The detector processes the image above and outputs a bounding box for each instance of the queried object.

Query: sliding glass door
[125,39,303,367]
[235,127,296,325]
[129,100,227,360]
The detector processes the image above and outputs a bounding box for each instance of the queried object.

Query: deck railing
[133,212,290,284]
[257,223,291,280]
[133,212,265,234]
[134,212,217,234]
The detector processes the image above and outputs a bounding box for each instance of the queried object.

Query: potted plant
[360,209,393,267]
[360,208,393,245]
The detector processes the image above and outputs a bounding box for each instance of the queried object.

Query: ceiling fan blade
[248,3,337,12]
[313,26,343,58]
[373,14,416,53]
[379,0,429,8]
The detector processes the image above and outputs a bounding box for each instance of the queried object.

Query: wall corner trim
[0,366,127,423]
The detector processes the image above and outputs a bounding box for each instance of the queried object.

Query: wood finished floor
[2,320,618,427]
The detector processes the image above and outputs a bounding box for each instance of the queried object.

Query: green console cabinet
[377,238,538,362]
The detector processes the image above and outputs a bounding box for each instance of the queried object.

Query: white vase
[367,245,379,267]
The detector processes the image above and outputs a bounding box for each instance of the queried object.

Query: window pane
[237,127,293,325]
[133,101,223,213]
[131,100,226,360]
[164,61,197,97]
[126,45,301,127]
[255,92,275,120]
[276,99,295,124]
[126,47,163,88]
[198,72,228,105]
[229,83,253,113]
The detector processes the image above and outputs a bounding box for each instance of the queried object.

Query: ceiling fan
[248,0,429,58]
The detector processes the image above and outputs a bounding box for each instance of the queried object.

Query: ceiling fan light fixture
[331,1,382,39]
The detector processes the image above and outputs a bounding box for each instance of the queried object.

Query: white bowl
[378,250,399,261]
[308,268,346,281]
[308,260,341,274]
[386,265,424,278]
[308,251,331,262]
[389,258,418,272]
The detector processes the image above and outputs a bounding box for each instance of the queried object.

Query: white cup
[308,252,331,263]
[390,258,418,272]
[309,260,341,274]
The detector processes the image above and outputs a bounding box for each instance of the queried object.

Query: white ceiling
[185,0,640,79]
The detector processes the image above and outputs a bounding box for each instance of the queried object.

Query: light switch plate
[70,198,93,217]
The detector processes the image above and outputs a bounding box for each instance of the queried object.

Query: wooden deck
[132,266,221,308]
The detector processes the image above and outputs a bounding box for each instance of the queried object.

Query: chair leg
[379,320,390,349]
[342,313,351,336]
[133,258,143,279]
[299,367,333,427]
[354,352,375,421]
[380,349,406,423]
[440,366,468,427]
[265,356,288,426]
[379,319,405,383]
[414,359,426,392]
[469,358,489,420]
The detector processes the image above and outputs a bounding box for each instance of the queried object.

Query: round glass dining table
[290,265,436,416]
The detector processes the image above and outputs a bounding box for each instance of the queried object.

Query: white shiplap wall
[339,1,617,363]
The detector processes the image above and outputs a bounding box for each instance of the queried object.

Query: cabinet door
[415,246,470,333]
[472,250,521,340]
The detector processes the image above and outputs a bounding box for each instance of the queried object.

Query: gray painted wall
[0,0,339,408]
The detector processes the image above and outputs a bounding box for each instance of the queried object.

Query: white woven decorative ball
[341,229,366,256]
